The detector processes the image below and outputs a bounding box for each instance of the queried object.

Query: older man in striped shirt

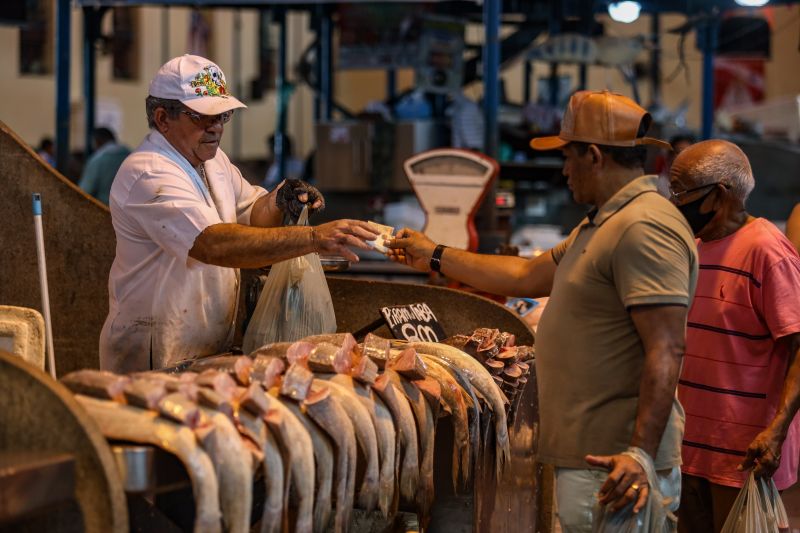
[669,139,800,532]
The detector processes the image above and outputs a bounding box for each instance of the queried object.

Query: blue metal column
[232,9,243,159]
[319,7,333,121]
[55,0,71,172]
[523,60,532,105]
[83,7,99,159]
[275,8,287,179]
[699,16,718,140]
[387,69,397,107]
[482,0,500,158]
[650,13,661,105]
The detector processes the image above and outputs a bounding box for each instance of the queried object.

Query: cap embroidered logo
[190,66,229,98]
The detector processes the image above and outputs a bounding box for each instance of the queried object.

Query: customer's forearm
[439,248,556,298]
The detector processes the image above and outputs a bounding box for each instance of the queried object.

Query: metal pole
[387,69,397,106]
[482,0,500,158]
[83,7,97,159]
[651,13,661,105]
[578,64,587,91]
[232,9,242,160]
[548,62,559,106]
[161,7,169,63]
[523,60,532,104]
[55,0,71,173]
[319,6,333,121]
[700,16,718,140]
[275,8,287,179]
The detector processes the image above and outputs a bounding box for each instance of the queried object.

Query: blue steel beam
[275,8,287,180]
[319,7,332,121]
[700,16,718,140]
[482,0,500,158]
[55,0,71,172]
[83,7,105,159]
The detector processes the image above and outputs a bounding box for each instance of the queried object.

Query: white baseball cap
[148,54,246,116]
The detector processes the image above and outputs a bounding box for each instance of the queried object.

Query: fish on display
[74,395,223,533]
[405,342,511,477]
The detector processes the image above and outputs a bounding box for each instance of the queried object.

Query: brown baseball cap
[530,90,671,151]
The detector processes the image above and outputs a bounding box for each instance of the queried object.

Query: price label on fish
[380,303,447,342]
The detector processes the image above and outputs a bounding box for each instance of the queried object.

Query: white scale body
[404,149,498,251]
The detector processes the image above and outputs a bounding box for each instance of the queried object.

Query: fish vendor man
[389,90,698,527]
[99,55,378,374]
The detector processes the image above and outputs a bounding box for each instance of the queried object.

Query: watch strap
[429,244,448,273]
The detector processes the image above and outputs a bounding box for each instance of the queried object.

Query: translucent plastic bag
[593,447,678,533]
[720,472,789,533]
[242,207,336,352]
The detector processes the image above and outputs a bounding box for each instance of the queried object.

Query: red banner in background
[714,57,766,111]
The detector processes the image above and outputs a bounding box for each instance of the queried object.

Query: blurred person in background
[36,137,55,167]
[78,127,131,204]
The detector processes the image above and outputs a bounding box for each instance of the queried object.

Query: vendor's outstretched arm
[387,228,556,298]
[190,220,378,268]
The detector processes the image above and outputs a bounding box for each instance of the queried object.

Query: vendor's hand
[739,427,784,479]
[585,453,649,513]
[312,220,379,262]
[386,228,437,272]
[276,179,325,222]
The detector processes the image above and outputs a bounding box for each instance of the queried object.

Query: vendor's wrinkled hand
[276,179,325,221]
[386,228,437,272]
[585,453,649,513]
[312,220,378,263]
[739,427,784,479]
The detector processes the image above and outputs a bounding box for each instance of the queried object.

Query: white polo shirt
[100,130,267,373]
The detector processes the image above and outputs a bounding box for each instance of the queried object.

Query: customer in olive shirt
[387,90,698,529]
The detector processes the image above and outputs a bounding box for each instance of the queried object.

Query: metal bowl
[320,255,350,272]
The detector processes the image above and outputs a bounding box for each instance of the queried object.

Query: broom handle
[32,194,56,379]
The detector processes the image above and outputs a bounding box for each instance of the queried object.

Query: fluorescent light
[734,0,769,6]
[608,1,642,23]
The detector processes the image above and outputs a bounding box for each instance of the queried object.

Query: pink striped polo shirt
[679,218,800,490]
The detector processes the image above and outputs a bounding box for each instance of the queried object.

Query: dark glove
[276,179,325,223]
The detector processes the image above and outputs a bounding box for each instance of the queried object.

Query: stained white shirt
[100,130,267,373]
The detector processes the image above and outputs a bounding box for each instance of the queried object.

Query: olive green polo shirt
[535,175,698,469]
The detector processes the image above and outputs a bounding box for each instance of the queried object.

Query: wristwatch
[429,244,448,273]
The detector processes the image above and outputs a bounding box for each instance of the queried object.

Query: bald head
[671,139,754,203]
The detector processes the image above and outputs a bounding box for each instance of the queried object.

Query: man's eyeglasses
[669,181,728,204]
[180,109,234,128]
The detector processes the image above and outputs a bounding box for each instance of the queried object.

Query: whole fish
[189,355,253,386]
[61,370,130,403]
[249,355,286,389]
[421,358,472,491]
[320,373,396,517]
[372,372,420,503]
[281,396,334,533]
[196,406,253,533]
[303,386,357,533]
[246,385,315,533]
[75,395,222,533]
[421,355,481,481]
[407,342,511,476]
[384,369,436,518]
[314,379,380,512]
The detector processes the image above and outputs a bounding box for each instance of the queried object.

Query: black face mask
[677,187,717,235]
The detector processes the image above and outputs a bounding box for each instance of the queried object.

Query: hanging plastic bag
[593,447,678,533]
[720,472,789,533]
[242,206,336,352]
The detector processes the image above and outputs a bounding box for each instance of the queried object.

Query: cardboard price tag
[380,303,446,342]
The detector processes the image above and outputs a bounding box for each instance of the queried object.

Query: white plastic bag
[242,207,336,352]
[720,472,789,533]
[593,447,678,533]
